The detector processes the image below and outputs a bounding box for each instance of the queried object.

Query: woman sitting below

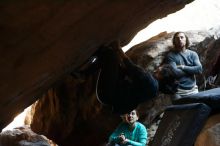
[107,109,147,146]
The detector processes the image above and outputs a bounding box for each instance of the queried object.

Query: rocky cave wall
[2,0,220,146]
[0,0,194,131]
[27,28,220,146]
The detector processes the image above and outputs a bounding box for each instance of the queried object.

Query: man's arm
[179,52,202,74]
[166,55,187,78]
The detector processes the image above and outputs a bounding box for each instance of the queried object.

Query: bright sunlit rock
[2,106,31,132]
[123,0,220,51]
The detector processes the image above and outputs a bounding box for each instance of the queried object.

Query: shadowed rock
[0,0,194,131]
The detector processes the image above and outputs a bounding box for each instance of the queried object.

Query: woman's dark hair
[131,109,139,117]
[172,32,190,48]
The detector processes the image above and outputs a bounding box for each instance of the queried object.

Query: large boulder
[0,126,51,146]
[0,0,194,131]
[195,114,220,146]
[28,28,220,146]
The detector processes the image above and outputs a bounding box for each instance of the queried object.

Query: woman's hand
[118,133,126,141]
[118,133,128,144]
[121,138,129,144]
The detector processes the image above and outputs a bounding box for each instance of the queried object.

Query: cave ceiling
[0,0,194,130]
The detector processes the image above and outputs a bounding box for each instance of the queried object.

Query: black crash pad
[149,103,211,146]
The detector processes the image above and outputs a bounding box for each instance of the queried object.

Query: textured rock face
[28,28,220,146]
[2,1,220,145]
[126,29,220,87]
[29,75,121,146]
[0,126,51,146]
[195,114,220,146]
[0,0,194,130]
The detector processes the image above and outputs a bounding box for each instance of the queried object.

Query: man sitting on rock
[163,32,203,98]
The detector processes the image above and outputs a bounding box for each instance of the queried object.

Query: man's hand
[207,75,218,85]
[177,65,185,69]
